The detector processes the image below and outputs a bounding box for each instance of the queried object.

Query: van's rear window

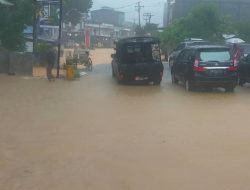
[121,43,160,63]
[199,49,230,62]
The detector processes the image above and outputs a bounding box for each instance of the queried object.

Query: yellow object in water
[66,65,74,80]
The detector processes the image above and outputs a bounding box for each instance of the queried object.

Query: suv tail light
[193,59,206,72]
[233,58,239,67]
[227,59,238,71]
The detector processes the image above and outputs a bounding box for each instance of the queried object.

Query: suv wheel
[171,73,178,84]
[225,86,235,92]
[154,78,161,85]
[239,78,245,86]
[169,59,173,68]
[112,66,115,77]
[185,80,194,91]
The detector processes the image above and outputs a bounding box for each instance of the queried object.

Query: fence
[0,51,34,75]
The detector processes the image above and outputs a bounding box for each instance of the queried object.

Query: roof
[185,45,229,49]
[116,37,160,44]
[184,38,204,42]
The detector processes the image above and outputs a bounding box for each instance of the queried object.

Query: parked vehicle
[236,43,250,58]
[168,38,212,68]
[238,55,250,86]
[171,45,238,92]
[111,37,164,85]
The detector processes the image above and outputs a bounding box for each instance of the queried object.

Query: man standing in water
[46,44,56,81]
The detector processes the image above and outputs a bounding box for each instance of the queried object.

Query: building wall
[91,8,125,27]
[0,51,33,75]
[9,52,33,75]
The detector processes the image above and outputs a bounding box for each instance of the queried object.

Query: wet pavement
[1,49,250,190]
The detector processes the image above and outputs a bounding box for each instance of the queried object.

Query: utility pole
[143,12,154,24]
[33,0,39,53]
[135,2,144,27]
[148,13,153,23]
[57,0,62,78]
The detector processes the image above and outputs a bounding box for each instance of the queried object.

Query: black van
[111,37,164,85]
[171,45,238,92]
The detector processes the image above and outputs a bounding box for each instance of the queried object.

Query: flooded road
[1,49,250,190]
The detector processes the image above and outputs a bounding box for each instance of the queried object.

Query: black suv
[171,45,238,92]
[168,38,211,68]
[111,37,164,85]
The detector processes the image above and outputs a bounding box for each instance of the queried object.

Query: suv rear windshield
[199,49,231,62]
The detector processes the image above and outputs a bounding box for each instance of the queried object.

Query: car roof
[239,43,250,47]
[185,45,229,50]
[116,36,160,44]
[184,38,204,41]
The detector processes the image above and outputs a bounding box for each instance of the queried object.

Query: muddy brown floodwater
[1,48,250,190]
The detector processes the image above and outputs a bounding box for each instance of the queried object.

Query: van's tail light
[193,59,206,72]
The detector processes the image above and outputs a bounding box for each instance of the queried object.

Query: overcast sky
[91,0,165,26]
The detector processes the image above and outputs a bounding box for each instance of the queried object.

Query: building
[164,0,250,27]
[62,7,134,48]
[163,0,176,27]
[91,7,125,27]
[62,22,134,48]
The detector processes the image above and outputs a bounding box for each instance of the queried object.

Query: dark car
[111,37,164,85]
[168,38,212,68]
[171,45,238,92]
[239,55,250,86]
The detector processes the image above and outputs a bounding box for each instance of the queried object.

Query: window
[178,49,190,60]
[121,43,160,63]
[199,49,231,62]
[176,43,185,51]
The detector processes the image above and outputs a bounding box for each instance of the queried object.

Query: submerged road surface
[1,49,250,190]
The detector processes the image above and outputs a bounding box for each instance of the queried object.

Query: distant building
[62,7,134,48]
[164,0,250,27]
[91,7,125,27]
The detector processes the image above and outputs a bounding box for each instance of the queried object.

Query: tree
[144,23,158,35]
[63,0,93,26]
[0,0,35,51]
[233,22,250,43]
[135,23,158,36]
[160,4,232,52]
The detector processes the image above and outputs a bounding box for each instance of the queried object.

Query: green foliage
[63,0,93,26]
[135,23,159,37]
[135,25,146,36]
[36,42,49,54]
[160,4,232,52]
[233,22,250,43]
[144,23,158,35]
[0,0,34,51]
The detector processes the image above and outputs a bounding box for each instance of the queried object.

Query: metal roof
[116,37,160,44]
